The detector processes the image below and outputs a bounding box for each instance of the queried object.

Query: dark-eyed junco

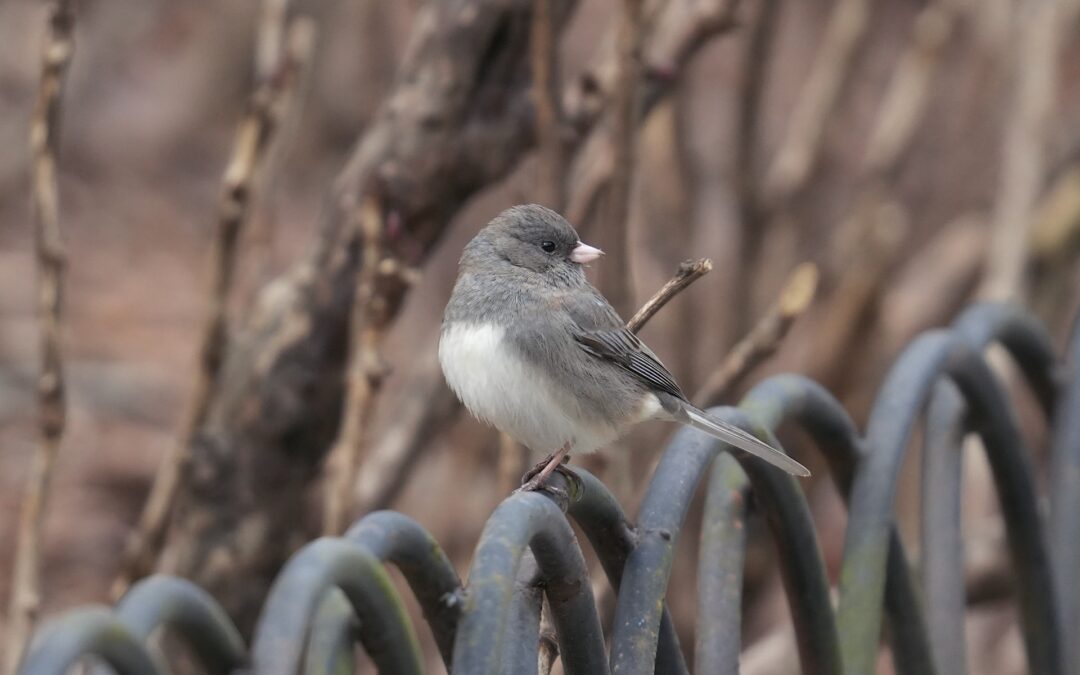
[439,204,809,490]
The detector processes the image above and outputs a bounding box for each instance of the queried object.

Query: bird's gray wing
[562,289,688,401]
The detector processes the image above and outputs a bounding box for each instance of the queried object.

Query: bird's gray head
[464,204,603,281]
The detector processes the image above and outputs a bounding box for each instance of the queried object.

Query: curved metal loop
[694,453,749,675]
[249,537,425,675]
[1051,313,1080,674]
[565,469,688,675]
[501,550,545,675]
[951,302,1061,413]
[919,381,968,675]
[303,589,359,675]
[839,330,1062,675]
[611,408,840,675]
[742,375,937,675]
[18,607,164,675]
[344,510,463,666]
[114,575,246,675]
[919,301,1061,675]
[452,490,607,675]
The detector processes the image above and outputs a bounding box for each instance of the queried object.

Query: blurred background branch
[4,2,74,672]
[110,8,315,599]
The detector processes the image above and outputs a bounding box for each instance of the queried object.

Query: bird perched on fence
[439,204,809,490]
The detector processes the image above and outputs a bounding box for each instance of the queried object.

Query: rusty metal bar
[452,490,607,675]
[249,537,424,675]
[114,575,246,674]
[18,607,163,675]
[838,330,1062,675]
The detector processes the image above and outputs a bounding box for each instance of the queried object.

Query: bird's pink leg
[519,442,572,492]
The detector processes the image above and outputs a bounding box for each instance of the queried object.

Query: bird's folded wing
[574,328,687,400]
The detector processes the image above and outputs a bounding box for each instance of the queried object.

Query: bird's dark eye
[540,240,556,253]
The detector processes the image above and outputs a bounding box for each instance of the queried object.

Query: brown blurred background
[2,0,1079,672]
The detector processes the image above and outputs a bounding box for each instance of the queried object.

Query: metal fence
[16,302,1080,675]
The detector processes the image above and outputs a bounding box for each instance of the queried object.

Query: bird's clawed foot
[517,443,578,496]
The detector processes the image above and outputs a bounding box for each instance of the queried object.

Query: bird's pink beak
[570,241,604,264]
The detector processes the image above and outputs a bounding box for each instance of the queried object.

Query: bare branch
[595,0,645,317]
[322,199,399,535]
[761,0,875,205]
[255,0,290,82]
[565,0,743,226]
[111,14,315,597]
[354,372,461,514]
[4,2,74,672]
[983,0,1061,300]
[696,263,819,405]
[862,2,957,177]
[532,0,566,210]
[627,258,713,333]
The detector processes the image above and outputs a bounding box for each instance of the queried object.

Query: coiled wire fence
[16,301,1080,675]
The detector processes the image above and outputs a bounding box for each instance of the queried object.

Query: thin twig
[248,1,317,287]
[696,263,819,405]
[323,198,394,535]
[112,15,316,597]
[538,603,560,675]
[627,258,713,333]
[532,0,565,210]
[4,2,74,673]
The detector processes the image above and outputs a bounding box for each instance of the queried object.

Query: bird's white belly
[439,322,618,453]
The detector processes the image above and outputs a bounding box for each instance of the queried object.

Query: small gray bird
[439,204,809,489]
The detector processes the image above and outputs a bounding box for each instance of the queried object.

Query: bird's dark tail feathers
[683,406,810,477]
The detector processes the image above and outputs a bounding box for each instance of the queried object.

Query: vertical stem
[597,0,644,318]
[112,11,315,596]
[323,198,389,535]
[4,2,74,673]
[531,0,565,211]
[983,0,1060,301]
